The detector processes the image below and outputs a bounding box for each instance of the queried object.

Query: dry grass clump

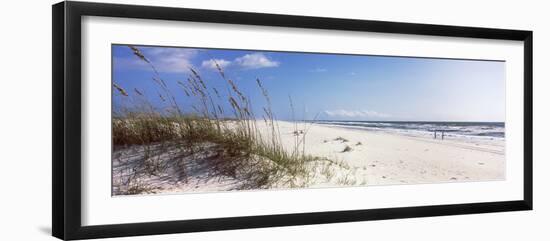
[342,145,353,153]
[112,114,180,146]
[336,172,357,185]
[112,45,333,192]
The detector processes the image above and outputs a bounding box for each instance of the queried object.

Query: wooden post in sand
[434,130,436,139]
[442,130,445,140]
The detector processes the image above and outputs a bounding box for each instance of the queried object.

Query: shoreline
[314,123,505,154]
[259,120,505,186]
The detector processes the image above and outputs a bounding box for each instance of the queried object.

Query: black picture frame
[52,1,533,240]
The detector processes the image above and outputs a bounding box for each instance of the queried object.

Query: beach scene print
[112,45,505,196]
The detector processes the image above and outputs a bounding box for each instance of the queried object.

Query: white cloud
[310,68,327,73]
[234,53,279,69]
[118,46,198,73]
[201,59,231,70]
[323,109,390,119]
[143,47,197,73]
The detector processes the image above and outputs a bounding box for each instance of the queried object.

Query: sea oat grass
[112,45,350,191]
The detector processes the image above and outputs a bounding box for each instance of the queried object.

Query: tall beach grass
[112,46,340,194]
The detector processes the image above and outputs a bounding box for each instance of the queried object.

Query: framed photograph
[52,1,533,240]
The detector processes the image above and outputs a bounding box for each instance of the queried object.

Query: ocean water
[314,121,505,139]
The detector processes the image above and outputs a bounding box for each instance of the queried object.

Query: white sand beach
[112,120,505,195]
[270,121,505,186]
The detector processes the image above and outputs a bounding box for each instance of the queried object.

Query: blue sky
[113,45,505,122]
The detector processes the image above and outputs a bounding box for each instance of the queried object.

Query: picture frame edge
[52,1,534,240]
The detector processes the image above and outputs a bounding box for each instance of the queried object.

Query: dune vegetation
[112,46,352,195]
